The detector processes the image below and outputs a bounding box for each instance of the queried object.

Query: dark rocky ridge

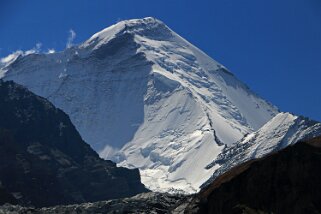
[0,192,187,214]
[0,80,147,207]
[184,136,321,214]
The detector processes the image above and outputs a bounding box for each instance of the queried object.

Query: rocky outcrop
[0,80,147,207]
[0,192,186,214]
[187,136,321,214]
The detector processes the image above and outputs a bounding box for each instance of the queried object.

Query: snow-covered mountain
[1,17,319,193]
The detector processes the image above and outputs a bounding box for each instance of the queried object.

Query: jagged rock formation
[0,80,147,207]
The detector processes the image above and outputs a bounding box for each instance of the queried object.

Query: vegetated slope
[187,136,321,214]
[0,17,279,193]
[0,80,146,207]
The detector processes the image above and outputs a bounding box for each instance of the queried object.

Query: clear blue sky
[1,0,320,121]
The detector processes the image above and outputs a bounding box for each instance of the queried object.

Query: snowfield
[1,17,320,193]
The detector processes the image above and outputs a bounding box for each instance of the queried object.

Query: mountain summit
[1,17,320,193]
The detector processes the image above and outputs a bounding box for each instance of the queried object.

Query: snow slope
[1,17,311,193]
[203,112,321,188]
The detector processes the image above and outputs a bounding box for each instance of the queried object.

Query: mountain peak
[82,17,172,50]
[2,18,285,193]
[123,17,164,26]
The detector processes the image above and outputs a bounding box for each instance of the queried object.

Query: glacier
[1,17,320,193]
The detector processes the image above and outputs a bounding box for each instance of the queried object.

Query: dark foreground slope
[185,136,321,214]
[0,80,147,207]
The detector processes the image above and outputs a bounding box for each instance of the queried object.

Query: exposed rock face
[0,80,147,207]
[0,192,186,214]
[187,136,321,214]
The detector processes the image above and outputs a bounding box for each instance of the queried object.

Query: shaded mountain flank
[183,136,321,214]
[0,80,147,207]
